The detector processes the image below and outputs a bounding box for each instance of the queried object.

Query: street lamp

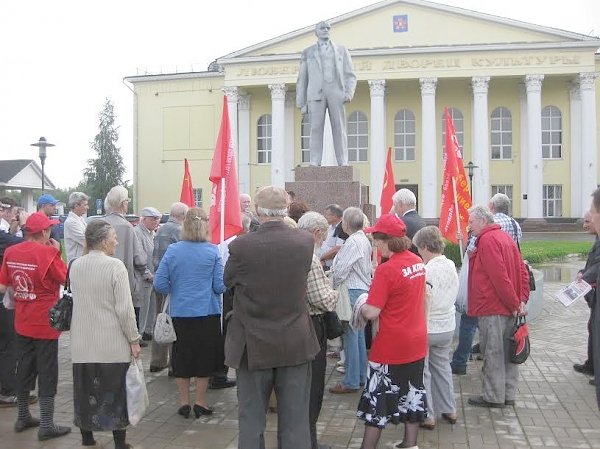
[30,137,55,193]
[464,161,478,199]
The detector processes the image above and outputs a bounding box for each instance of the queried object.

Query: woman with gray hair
[298,211,339,449]
[70,220,141,449]
[412,226,459,429]
[330,207,372,394]
[64,191,89,262]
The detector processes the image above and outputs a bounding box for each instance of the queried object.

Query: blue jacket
[154,240,226,317]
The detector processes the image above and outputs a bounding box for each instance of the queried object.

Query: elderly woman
[63,191,89,262]
[298,211,339,449]
[70,220,141,449]
[154,208,226,419]
[413,226,459,429]
[330,207,372,394]
[103,186,152,327]
[0,212,71,441]
[358,214,428,449]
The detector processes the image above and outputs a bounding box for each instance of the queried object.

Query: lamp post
[30,137,55,193]
[464,161,478,199]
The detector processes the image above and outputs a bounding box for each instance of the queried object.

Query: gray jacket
[153,218,182,270]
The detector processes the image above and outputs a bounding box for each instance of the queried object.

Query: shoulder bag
[510,218,536,291]
[509,315,530,364]
[49,260,74,331]
[153,294,177,344]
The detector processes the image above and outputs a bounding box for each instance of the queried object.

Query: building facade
[125,0,600,219]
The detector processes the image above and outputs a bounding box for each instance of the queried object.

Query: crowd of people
[0,183,598,449]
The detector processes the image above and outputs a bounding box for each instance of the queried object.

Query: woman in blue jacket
[154,208,226,419]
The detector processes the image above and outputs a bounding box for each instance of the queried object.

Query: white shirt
[319,223,344,268]
[425,255,459,334]
[0,218,9,232]
[64,211,87,262]
[332,230,372,291]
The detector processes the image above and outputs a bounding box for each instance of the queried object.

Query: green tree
[83,98,125,209]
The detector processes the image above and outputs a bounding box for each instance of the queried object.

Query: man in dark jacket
[392,188,425,254]
[225,185,319,449]
[587,188,600,409]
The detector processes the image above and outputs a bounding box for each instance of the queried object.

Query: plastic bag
[335,281,352,322]
[126,358,148,426]
[455,252,469,314]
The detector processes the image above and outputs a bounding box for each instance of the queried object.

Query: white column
[238,94,251,195]
[519,84,528,217]
[420,77,437,218]
[580,72,599,212]
[525,74,544,218]
[223,87,239,160]
[569,82,582,217]
[284,92,296,182]
[471,76,490,206]
[269,83,287,188]
[369,80,386,216]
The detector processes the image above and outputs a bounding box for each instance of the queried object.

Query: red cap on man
[364,214,407,237]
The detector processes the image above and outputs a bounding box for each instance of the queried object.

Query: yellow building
[125,0,600,219]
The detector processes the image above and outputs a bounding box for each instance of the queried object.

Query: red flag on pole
[180,158,195,207]
[209,96,243,243]
[439,107,471,246]
[380,147,396,215]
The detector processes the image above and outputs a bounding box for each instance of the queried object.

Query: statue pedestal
[285,166,375,222]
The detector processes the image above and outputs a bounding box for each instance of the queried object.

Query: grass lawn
[445,240,591,266]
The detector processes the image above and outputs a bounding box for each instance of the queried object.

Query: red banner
[209,96,243,243]
[380,147,396,215]
[439,107,471,244]
[180,158,195,207]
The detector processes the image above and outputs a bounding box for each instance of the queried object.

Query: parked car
[86,214,105,223]
[125,214,140,227]
[160,213,170,224]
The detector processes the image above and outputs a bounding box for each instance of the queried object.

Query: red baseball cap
[24,212,59,234]
[364,214,407,237]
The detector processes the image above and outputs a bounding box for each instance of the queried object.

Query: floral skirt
[357,359,428,429]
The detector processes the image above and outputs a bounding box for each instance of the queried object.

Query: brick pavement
[1,259,599,449]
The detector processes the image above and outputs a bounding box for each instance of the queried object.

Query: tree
[84,98,125,208]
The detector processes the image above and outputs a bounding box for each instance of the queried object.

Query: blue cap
[37,193,60,206]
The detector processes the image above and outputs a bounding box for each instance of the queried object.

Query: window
[543,184,562,217]
[491,185,513,215]
[442,108,464,156]
[347,111,368,162]
[193,188,203,208]
[300,115,310,164]
[257,114,272,164]
[542,106,562,159]
[394,109,416,161]
[490,107,512,160]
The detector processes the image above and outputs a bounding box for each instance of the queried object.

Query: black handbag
[509,315,530,364]
[323,311,344,340]
[49,261,74,331]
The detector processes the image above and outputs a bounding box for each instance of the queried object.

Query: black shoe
[193,404,213,418]
[451,366,466,375]
[178,404,191,418]
[142,332,153,341]
[468,396,505,408]
[209,379,236,389]
[14,416,40,432]
[505,399,515,406]
[573,363,594,375]
[149,365,167,373]
[168,369,175,377]
[472,343,481,354]
[38,425,71,441]
[139,340,149,348]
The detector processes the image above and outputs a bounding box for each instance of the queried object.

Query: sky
[1,0,598,189]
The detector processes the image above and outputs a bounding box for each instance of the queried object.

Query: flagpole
[220,177,225,244]
[451,176,465,257]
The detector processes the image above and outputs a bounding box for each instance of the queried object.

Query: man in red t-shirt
[0,212,71,441]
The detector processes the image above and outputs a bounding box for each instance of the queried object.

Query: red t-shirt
[0,241,67,339]
[367,250,427,364]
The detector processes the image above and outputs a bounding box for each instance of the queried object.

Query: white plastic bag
[126,358,148,426]
[153,295,177,345]
[455,252,469,314]
[2,288,15,310]
[335,281,352,322]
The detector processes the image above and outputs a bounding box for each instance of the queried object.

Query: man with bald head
[240,193,260,232]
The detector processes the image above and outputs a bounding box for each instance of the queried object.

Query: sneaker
[0,394,37,408]
[38,425,71,441]
[335,366,345,374]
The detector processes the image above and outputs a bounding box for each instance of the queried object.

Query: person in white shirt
[0,198,18,233]
[64,192,89,262]
[320,204,345,269]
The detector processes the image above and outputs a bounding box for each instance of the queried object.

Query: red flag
[209,96,243,243]
[439,107,471,244]
[180,158,195,207]
[380,147,396,214]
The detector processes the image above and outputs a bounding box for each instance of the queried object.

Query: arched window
[300,115,310,164]
[347,111,368,162]
[542,106,562,159]
[257,114,272,164]
[490,107,512,160]
[394,109,416,161]
[442,107,464,156]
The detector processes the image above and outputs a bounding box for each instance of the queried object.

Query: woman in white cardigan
[69,220,141,449]
[413,226,459,429]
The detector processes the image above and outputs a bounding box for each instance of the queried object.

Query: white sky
[1,0,598,189]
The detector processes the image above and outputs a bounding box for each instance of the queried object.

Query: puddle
[535,266,581,282]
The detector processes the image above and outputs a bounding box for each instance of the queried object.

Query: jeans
[342,289,367,389]
[451,313,478,371]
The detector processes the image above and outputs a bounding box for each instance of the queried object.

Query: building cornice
[124,71,224,84]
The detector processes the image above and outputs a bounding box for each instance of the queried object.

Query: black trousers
[212,289,233,381]
[16,334,58,397]
[586,299,596,372]
[0,304,17,395]
[309,314,327,449]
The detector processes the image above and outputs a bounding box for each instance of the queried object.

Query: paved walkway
[1,259,599,449]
